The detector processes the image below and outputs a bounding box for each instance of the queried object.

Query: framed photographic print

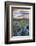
[5,1,35,44]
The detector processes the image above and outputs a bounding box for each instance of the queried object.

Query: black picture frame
[5,1,35,44]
